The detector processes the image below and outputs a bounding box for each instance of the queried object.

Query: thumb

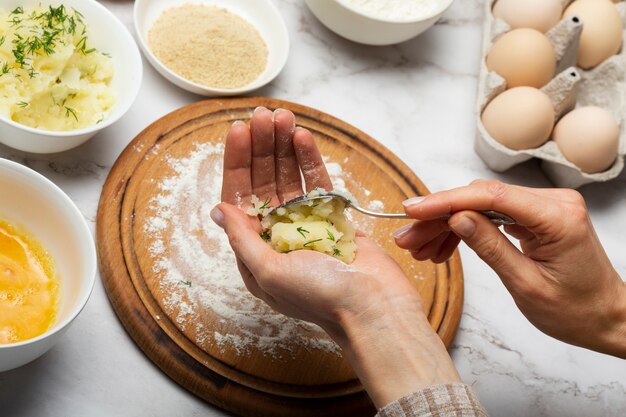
[448,211,533,287]
[211,203,275,276]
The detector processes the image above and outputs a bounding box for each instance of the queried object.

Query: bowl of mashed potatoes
[0,158,96,371]
[0,0,142,153]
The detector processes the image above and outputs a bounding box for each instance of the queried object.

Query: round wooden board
[97,97,464,417]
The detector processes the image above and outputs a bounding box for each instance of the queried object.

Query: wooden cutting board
[97,97,463,417]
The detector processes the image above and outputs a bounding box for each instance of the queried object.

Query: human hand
[211,107,461,407]
[395,180,626,357]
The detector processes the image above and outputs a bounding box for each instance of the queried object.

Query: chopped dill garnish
[326,229,335,241]
[2,5,97,78]
[16,101,28,108]
[303,239,322,248]
[260,231,271,242]
[179,280,192,287]
[64,106,78,121]
[332,247,342,257]
[258,197,272,210]
[76,36,95,54]
[296,227,309,239]
[61,92,77,106]
[96,115,104,124]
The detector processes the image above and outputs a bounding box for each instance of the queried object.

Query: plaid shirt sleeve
[376,384,489,417]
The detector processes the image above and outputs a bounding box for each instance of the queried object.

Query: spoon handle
[352,206,516,226]
[438,210,516,226]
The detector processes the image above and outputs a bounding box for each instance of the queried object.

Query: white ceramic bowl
[134,0,289,96]
[305,0,455,45]
[0,159,96,372]
[0,0,143,154]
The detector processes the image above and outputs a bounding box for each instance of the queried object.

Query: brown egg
[486,29,556,88]
[563,0,623,69]
[482,87,555,150]
[553,107,620,173]
[493,0,562,33]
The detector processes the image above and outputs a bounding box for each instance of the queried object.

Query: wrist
[328,290,461,409]
[601,279,626,358]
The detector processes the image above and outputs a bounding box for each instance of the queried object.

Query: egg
[481,87,555,150]
[553,107,620,173]
[563,0,623,70]
[492,0,562,33]
[486,29,556,88]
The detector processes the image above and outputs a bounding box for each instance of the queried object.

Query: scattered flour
[368,199,385,212]
[339,0,444,21]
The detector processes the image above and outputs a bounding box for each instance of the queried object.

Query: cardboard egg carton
[476,0,626,189]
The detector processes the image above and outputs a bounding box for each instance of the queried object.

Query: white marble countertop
[1,1,625,416]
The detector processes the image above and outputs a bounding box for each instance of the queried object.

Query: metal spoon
[268,191,516,226]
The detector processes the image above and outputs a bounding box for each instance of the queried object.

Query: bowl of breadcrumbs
[134,0,289,96]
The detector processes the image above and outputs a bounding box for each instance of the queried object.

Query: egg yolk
[0,220,59,344]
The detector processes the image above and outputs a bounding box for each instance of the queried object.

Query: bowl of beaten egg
[0,0,142,154]
[0,159,96,372]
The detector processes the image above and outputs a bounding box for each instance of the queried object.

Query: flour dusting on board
[145,143,387,358]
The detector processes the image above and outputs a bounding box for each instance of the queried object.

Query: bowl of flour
[305,0,454,45]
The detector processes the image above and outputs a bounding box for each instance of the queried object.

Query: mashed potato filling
[249,190,357,263]
[0,5,115,131]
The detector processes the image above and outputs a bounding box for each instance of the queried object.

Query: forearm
[328,292,461,408]
[600,277,626,358]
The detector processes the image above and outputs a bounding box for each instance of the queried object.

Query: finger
[503,224,536,241]
[293,127,333,192]
[393,220,449,251]
[250,107,279,203]
[448,210,537,293]
[432,233,461,264]
[214,203,277,278]
[410,232,450,261]
[235,258,282,311]
[273,109,303,202]
[479,181,585,208]
[235,258,266,301]
[222,121,252,207]
[505,183,585,204]
[403,180,556,232]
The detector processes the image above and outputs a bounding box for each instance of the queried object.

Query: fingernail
[392,224,412,239]
[210,206,225,228]
[450,215,475,238]
[274,108,285,115]
[402,196,426,207]
[253,106,266,114]
[233,120,246,126]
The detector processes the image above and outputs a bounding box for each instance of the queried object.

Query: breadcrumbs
[148,4,268,89]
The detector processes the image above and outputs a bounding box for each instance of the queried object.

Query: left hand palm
[217,107,421,334]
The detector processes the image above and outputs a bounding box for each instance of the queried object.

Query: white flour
[146,142,386,358]
[340,0,443,21]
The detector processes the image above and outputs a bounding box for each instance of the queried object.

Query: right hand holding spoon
[394,180,626,358]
